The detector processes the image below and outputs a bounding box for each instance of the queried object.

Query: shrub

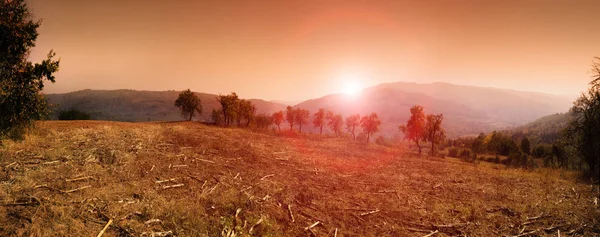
[459,148,475,163]
[58,109,91,120]
[448,147,459,157]
[375,136,394,147]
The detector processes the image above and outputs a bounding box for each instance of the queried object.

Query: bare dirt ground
[1,121,598,236]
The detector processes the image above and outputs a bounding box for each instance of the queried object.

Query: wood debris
[162,184,184,189]
[66,176,94,182]
[144,219,162,226]
[155,178,176,184]
[249,217,264,234]
[260,174,275,181]
[304,221,321,231]
[287,204,295,222]
[359,209,380,216]
[422,229,439,237]
[96,218,113,237]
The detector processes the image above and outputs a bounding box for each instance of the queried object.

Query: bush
[458,148,473,159]
[459,148,475,163]
[448,147,459,157]
[58,109,91,120]
[375,136,394,147]
[506,151,530,168]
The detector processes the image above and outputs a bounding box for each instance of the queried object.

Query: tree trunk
[352,127,355,140]
[188,112,193,121]
[431,141,435,156]
[320,125,322,135]
[299,123,302,133]
[366,133,370,144]
[416,140,422,154]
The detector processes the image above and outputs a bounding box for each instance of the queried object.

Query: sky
[27,0,600,101]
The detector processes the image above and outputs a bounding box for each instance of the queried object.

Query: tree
[565,57,600,178]
[471,133,486,155]
[211,109,223,126]
[1,0,60,140]
[327,111,343,136]
[58,109,91,120]
[254,114,272,129]
[174,89,202,121]
[399,105,426,154]
[345,113,361,139]
[312,108,326,135]
[521,137,531,155]
[286,106,295,130]
[272,111,284,131]
[238,99,256,127]
[424,113,445,156]
[360,113,381,143]
[216,92,239,126]
[295,108,310,133]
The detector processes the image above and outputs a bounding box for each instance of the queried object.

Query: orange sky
[28,0,600,101]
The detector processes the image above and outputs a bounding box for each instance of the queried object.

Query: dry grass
[1,121,599,236]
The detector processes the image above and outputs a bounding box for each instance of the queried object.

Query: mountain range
[45,82,574,137]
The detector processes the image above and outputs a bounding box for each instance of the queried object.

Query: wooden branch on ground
[4,162,17,168]
[304,221,321,231]
[196,158,216,163]
[249,217,264,234]
[407,227,434,233]
[422,230,439,237]
[171,165,188,168]
[155,178,176,184]
[144,219,162,226]
[43,160,60,165]
[526,212,545,221]
[359,209,380,216]
[287,204,295,222]
[64,185,91,193]
[162,184,184,190]
[66,176,94,182]
[35,184,90,194]
[334,228,338,237]
[260,174,275,181]
[96,218,113,237]
[89,204,133,236]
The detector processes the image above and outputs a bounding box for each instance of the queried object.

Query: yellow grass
[0,121,598,236]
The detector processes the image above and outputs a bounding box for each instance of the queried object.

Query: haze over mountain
[293,81,573,137]
[45,81,572,137]
[45,90,287,122]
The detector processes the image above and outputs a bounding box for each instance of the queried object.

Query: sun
[342,80,362,95]
[339,72,365,96]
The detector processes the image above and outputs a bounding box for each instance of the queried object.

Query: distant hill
[44,82,574,137]
[45,89,287,122]
[293,82,573,137]
[507,112,573,145]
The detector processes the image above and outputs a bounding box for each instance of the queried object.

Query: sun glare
[339,72,365,96]
[342,81,362,95]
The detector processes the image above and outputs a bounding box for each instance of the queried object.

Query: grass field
[1,121,598,236]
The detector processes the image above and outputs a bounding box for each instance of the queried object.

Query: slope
[0,121,597,236]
